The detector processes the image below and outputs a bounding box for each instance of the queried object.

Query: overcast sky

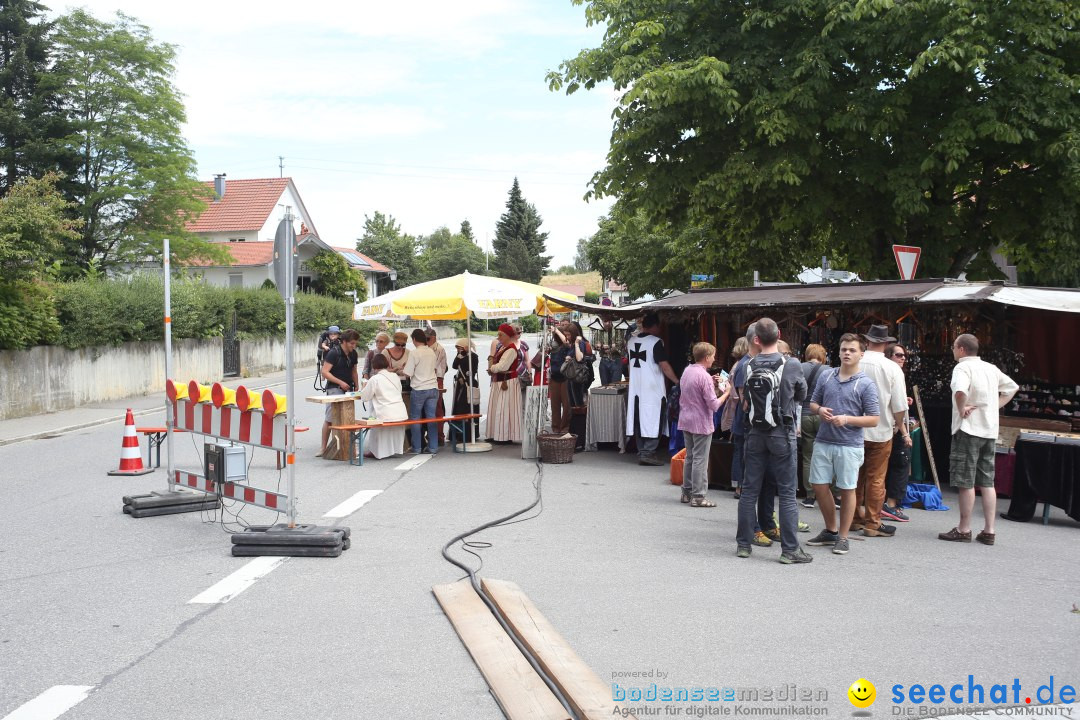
[54,0,617,266]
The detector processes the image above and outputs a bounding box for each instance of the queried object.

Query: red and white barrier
[173,471,287,512]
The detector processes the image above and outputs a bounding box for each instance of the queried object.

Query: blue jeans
[737,428,799,553]
[734,431,775,531]
[409,388,439,454]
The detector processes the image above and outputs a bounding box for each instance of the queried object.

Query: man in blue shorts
[805,333,880,555]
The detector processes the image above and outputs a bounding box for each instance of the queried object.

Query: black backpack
[746,355,786,429]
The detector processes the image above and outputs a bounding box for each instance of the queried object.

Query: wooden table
[305,393,359,461]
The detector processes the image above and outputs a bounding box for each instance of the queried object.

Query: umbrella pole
[460,313,491,453]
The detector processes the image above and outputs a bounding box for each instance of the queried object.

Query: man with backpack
[735,317,809,564]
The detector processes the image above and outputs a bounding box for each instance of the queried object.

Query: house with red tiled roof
[606,279,630,305]
[182,175,393,298]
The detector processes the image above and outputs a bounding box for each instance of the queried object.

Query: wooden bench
[331,414,483,466]
[135,427,187,468]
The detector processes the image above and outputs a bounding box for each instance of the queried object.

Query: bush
[6,275,378,350]
[0,281,61,350]
[519,314,541,333]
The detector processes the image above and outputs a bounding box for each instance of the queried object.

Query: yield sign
[892,245,922,280]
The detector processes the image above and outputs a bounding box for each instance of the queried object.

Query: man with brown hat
[853,324,910,537]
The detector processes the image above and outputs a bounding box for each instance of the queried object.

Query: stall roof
[647,278,950,310]
[988,286,1080,314]
[549,279,1080,315]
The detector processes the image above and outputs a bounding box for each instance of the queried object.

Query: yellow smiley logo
[848,679,876,708]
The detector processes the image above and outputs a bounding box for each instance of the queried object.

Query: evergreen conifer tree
[491,178,550,283]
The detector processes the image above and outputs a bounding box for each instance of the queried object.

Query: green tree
[572,237,591,272]
[357,211,420,291]
[51,9,219,273]
[550,0,1080,287]
[554,264,576,275]
[419,225,486,281]
[307,250,368,302]
[0,0,72,195]
[586,208,697,298]
[0,173,80,281]
[458,219,475,243]
[492,178,550,283]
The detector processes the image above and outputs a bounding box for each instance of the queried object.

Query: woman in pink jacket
[678,342,731,507]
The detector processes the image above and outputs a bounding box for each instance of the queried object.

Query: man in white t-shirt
[853,325,910,538]
[938,333,1018,546]
[404,329,440,454]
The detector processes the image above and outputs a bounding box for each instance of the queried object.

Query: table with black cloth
[1003,439,1080,524]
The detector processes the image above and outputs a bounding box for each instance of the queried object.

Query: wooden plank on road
[482,578,636,720]
[432,580,570,720]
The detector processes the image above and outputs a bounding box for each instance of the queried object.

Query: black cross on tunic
[629,342,648,368]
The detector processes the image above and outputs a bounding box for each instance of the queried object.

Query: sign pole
[164,239,176,489]
[283,211,297,527]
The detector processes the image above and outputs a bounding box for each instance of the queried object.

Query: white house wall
[195,266,273,288]
[258,184,313,241]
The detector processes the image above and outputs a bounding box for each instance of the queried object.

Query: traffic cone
[108,408,153,476]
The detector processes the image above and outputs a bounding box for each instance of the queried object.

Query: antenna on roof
[279,156,284,178]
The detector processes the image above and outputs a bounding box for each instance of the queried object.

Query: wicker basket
[537,433,576,464]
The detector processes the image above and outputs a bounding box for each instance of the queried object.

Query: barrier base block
[123,491,220,517]
[231,542,344,558]
[125,501,221,518]
[230,524,351,557]
[123,491,212,509]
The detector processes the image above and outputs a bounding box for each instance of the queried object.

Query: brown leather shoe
[938,527,972,543]
[976,530,995,546]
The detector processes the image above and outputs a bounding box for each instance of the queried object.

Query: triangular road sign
[892,245,921,281]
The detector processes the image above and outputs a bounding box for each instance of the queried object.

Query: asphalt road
[2,337,1078,720]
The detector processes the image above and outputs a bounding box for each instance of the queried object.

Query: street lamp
[389,269,397,292]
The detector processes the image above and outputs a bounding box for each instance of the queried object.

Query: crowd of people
[314,319,600,459]
[315,312,1019,562]
[642,315,1018,564]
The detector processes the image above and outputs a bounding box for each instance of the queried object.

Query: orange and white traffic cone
[108,408,153,476]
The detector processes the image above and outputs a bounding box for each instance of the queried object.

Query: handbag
[560,355,590,384]
[468,387,481,404]
[719,387,739,433]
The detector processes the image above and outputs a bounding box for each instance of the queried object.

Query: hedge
[0,274,373,350]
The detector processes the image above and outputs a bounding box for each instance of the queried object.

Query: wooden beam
[432,580,570,720]
[482,578,637,720]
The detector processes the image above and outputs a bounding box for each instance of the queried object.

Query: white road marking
[2,685,94,720]
[323,489,381,518]
[187,556,287,604]
[394,454,432,471]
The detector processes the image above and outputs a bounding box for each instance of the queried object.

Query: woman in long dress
[382,330,412,450]
[486,324,522,443]
[358,354,408,459]
[450,338,481,443]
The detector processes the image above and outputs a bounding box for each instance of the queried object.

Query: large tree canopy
[357,211,422,291]
[0,0,71,195]
[52,9,214,272]
[550,0,1080,286]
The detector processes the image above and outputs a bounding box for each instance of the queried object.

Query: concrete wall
[0,334,318,421]
[240,335,318,378]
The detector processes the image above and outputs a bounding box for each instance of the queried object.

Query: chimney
[213,173,227,201]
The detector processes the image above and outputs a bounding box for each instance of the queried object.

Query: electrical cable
[438,325,579,720]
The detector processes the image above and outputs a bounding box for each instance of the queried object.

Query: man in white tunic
[625,312,679,466]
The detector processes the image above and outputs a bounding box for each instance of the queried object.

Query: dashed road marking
[2,685,94,720]
[323,489,381,518]
[187,556,287,604]
[394,454,432,472]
